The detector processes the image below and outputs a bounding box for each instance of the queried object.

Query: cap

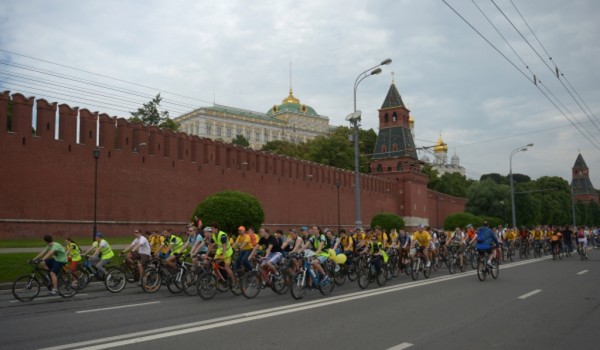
[418,224,424,228]
[203,227,212,233]
[95,232,103,238]
[289,229,297,233]
[238,226,246,232]
[301,226,308,231]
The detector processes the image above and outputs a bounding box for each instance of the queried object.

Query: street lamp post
[509,143,533,228]
[93,147,100,241]
[351,58,392,227]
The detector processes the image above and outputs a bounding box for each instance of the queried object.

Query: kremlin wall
[0,91,465,239]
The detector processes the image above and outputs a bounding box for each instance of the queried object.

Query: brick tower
[571,152,599,203]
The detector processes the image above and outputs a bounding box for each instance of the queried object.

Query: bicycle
[77,256,127,293]
[141,257,172,293]
[12,260,77,302]
[240,257,289,299]
[357,254,387,289]
[289,252,335,300]
[577,242,588,261]
[476,248,499,282]
[196,257,242,300]
[447,244,465,274]
[551,241,562,261]
[166,254,194,294]
[533,241,543,258]
[411,246,431,281]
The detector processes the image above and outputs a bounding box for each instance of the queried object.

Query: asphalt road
[1,249,597,350]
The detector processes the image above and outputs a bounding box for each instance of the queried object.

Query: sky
[1,0,599,187]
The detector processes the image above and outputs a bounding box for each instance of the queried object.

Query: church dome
[420,154,430,163]
[409,114,414,126]
[267,89,318,116]
[434,133,448,153]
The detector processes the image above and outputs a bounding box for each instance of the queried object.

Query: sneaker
[321,276,331,285]
[487,260,494,267]
[425,261,431,267]
[137,281,142,286]
[48,289,58,296]
[334,264,340,273]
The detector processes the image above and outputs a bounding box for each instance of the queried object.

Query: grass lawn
[0,236,134,248]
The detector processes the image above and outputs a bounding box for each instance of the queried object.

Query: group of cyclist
[31,219,597,296]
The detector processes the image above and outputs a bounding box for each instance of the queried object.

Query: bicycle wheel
[477,260,486,281]
[376,268,386,286]
[347,263,358,281]
[491,259,499,279]
[105,269,126,293]
[76,266,90,290]
[357,265,370,289]
[290,272,307,300]
[241,272,261,299]
[182,270,199,296]
[121,263,138,283]
[334,265,347,286]
[470,253,478,269]
[271,269,290,295]
[166,271,185,294]
[57,272,78,298]
[141,268,162,293]
[12,275,40,302]
[197,273,218,300]
[390,256,400,278]
[318,269,335,296]
[403,258,413,276]
[423,263,431,279]
[448,257,456,275]
[411,259,420,281]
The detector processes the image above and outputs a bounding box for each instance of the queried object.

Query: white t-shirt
[132,235,151,255]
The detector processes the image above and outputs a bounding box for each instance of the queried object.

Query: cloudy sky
[1,0,599,187]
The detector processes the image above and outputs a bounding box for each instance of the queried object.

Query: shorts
[315,255,328,264]
[477,248,493,255]
[45,258,66,275]
[138,253,150,267]
[158,252,170,259]
[263,252,283,266]
[215,253,233,265]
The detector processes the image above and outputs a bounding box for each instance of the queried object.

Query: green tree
[444,212,482,230]
[437,172,472,197]
[465,179,510,223]
[370,212,405,232]
[191,191,264,235]
[306,134,354,169]
[480,173,507,185]
[232,135,250,147]
[130,93,179,131]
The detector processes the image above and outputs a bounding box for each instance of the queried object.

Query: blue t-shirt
[476,227,498,250]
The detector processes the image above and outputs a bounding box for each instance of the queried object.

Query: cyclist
[64,237,82,283]
[281,228,305,273]
[233,226,253,272]
[32,234,68,295]
[476,221,499,266]
[163,230,187,271]
[550,230,563,256]
[465,224,477,248]
[374,226,388,249]
[369,233,388,273]
[531,226,544,254]
[248,227,284,279]
[120,228,151,284]
[147,230,163,256]
[84,232,115,278]
[339,229,354,258]
[303,225,330,281]
[562,225,574,254]
[576,227,588,260]
[411,225,432,267]
[211,222,236,285]
[325,228,341,254]
[190,226,212,269]
[447,227,465,267]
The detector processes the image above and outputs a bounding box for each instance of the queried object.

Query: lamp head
[380,58,392,65]
[370,67,382,75]
[93,148,101,159]
[527,143,533,147]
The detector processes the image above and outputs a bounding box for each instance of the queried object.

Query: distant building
[175,89,329,149]
[419,133,465,177]
[571,152,599,203]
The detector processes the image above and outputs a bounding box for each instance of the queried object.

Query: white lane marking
[387,342,414,350]
[40,257,548,350]
[577,270,588,275]
[75,301,161,314]
[518,289,542,299]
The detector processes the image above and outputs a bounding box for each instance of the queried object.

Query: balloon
[327,249,337,260]
[335,254,347,265]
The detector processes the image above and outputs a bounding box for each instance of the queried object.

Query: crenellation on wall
[79,109,98,146]
[0,91,10,136]
[35,98,57,140]
[58,103,78,143]
[98,114,116,150]
[11,93,35,136]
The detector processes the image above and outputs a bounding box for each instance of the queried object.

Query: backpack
[577,231,585,239]
[249,233,258,247]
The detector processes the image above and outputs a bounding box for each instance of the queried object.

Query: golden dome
[282,89,300,104]
[409,114,414,125]
[434,133,448,153]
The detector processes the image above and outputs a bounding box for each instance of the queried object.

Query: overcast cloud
[1,0,599,187]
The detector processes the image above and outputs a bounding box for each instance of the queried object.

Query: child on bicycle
[32,234,68,295]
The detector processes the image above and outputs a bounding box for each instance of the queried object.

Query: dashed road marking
[518,289,542,299]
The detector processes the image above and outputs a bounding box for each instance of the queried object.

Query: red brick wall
[0,92,465,239]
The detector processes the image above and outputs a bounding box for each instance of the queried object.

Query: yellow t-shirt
[235,234,253,251]
[149,235,165,254]
[532,230,543,241]
[412,230,431,247]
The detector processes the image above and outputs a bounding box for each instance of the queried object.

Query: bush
[478,216,504,228]
[370,212,405,233]
[191,191,265,236]
[444,212,482,230]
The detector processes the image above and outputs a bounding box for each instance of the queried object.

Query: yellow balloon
[335,254,347,265]
[327,249,337,260]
